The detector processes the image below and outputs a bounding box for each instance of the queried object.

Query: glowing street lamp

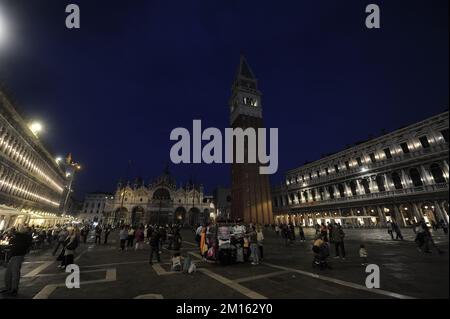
[29,122,43,137]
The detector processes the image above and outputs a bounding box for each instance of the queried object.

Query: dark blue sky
[0,0,448,198]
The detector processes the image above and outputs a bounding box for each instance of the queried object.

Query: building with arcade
[272,111,449,228]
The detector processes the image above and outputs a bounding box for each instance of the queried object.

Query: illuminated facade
[107,167,214,226]
[78,192,114,224]
[272,111,449,227]
[0,88,68,230]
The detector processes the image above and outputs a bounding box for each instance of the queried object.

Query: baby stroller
[312,241,330,270]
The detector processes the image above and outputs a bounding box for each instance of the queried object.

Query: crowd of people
[194,222,265,266]
[0,215,447,297]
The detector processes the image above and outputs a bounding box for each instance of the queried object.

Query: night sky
[0,0,448,199]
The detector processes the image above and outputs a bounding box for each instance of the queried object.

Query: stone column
[384,174,392,191]
[344,182,352,197]
[307,189,313,202]
[323,187,329,200]
[412,202,423,222]
[442,160,449,182]
[333,185,340,198]
[300,192,306,203]
[376,206,387,227]
[434,201,448,224]
[393,204,406,227]
[369,176,379,193]
[401,169,412,189]
[356,179,364,195]
[420,165,433,185]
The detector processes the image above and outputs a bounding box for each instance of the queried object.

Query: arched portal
[131,206,145,226]
[115,207,128,225]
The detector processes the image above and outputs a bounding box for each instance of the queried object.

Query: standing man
[1,226,32,297]
[149,229,161,265]
[392,221,403,241]
[386,220,394,240]
[95,225,102,245]
[332,224,346,260]
[103,226,111,245]
[52,227,68,256]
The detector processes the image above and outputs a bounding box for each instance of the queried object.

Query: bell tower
[229,54,274,225]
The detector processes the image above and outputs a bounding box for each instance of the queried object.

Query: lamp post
[59,154,81,216]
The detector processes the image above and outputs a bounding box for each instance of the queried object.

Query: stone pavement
[0,227,448,299]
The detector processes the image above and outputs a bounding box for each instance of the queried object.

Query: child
[359,244,368,265]
[171,252,184,271]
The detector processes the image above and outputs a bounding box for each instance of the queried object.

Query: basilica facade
[106,168,214,226]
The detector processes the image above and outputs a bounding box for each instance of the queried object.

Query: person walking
[299,225,306,242]
[256,225,264,260]
[52,227,68,256]
[127,226,135,248]
[103,226,110,245]
[386,221,394,240]
[135,226,145,250]
[149,229,161,264]
[82,225,89,244]
[392,221,403,240]
[119,226,128,251]
[249,226,259,265]
[289,223,295,244]
[95,225,102,245]
[1,226,32,297]
[59,228,79,270]
[439,219,448,235]
[327,222,333,243]
[173,228,182,251]
[320,223,328,242]
[332,224,346,259]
